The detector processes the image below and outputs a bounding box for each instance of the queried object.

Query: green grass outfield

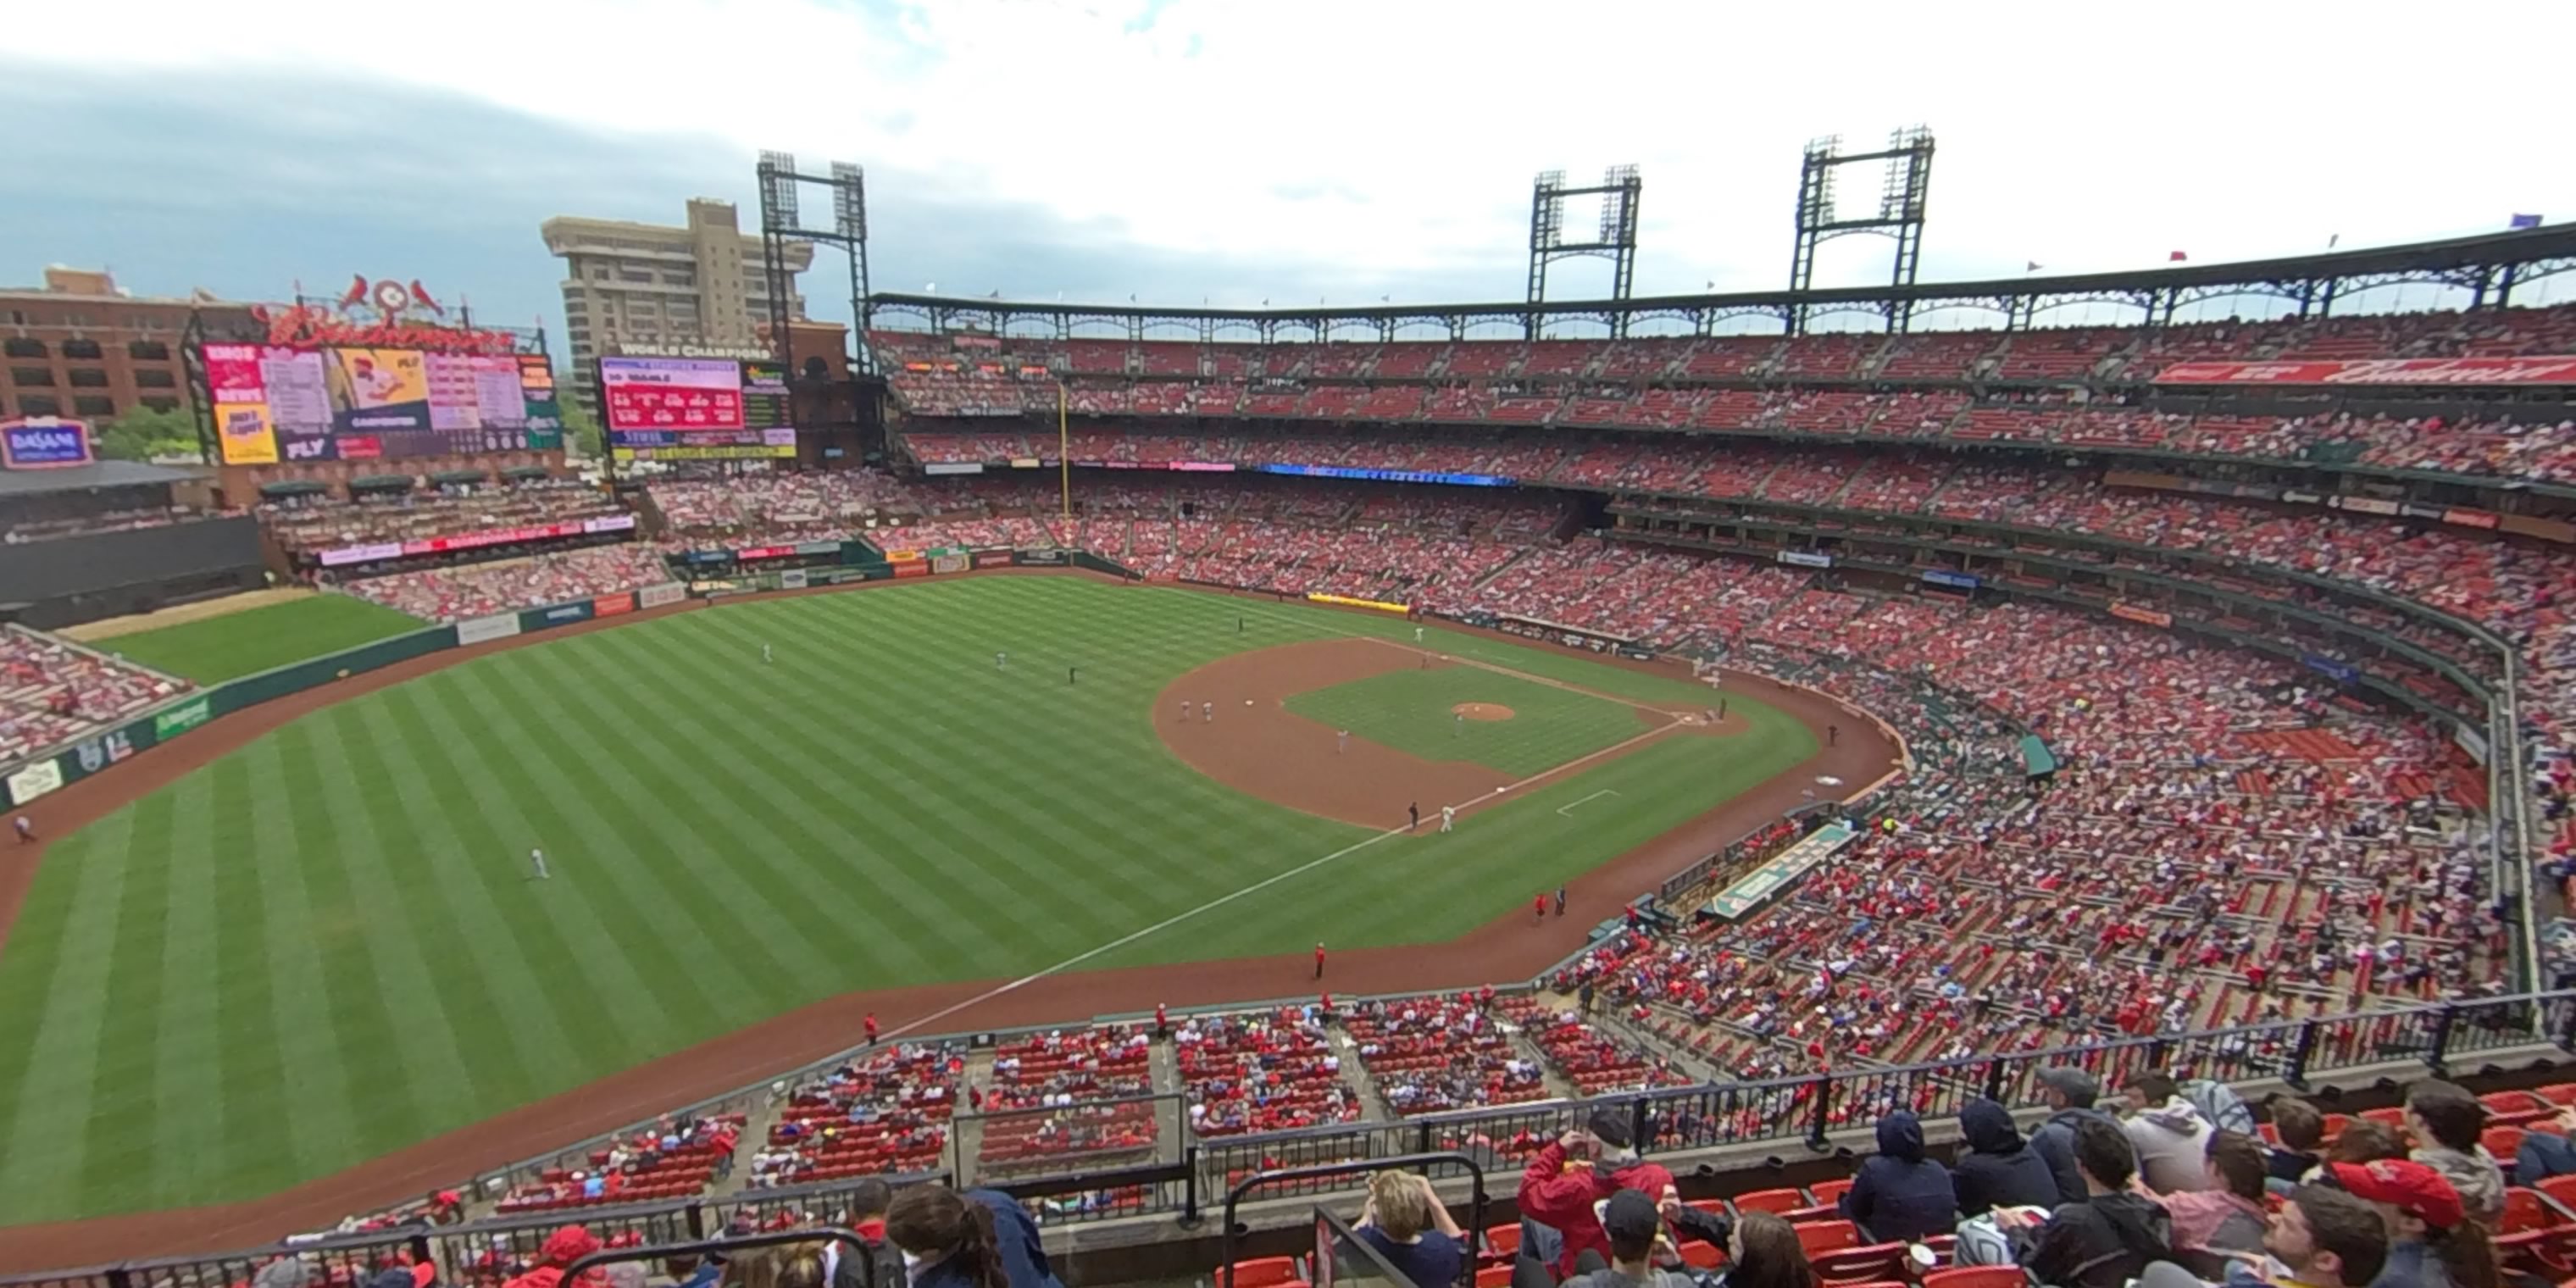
[1285,665,1653,776]
[0,578,1813,1222]
[97,596,425,684]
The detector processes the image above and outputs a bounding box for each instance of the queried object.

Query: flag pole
[1058,381,1070,520]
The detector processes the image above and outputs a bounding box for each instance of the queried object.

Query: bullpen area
[0,573,1887,1233]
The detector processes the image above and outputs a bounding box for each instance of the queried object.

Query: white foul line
[1557,789,1621,816]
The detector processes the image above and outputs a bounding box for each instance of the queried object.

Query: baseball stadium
[1,141,2574,1288]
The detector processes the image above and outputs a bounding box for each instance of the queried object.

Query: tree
[94,405,202,463]
[558,400,603,458]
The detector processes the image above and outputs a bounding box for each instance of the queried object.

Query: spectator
[2402,1082,2504,1227]
[2268,1100,2328,1191]
[2514,1107,2576,1186]
[2330,1158,2498,1288]
[1990,1116,2174,1288]
[736,1245,830,1288]
[1518,1108,1679,1278]
[1840,1109,1957,1243]
[831,1178,902,1288]
[2124,1072,2218,1195]
[505,1226,607,1288]
[1356,1171,1467,1288]
[1708,1211,1814,1288]
[2162,1132,2271,1256]
[1954,1096,2063,1218]
[886,1186,1063,1288]
[1560,1190,1696,1288]
[2243,1186,2389,1288]
[2329,1122,2409,1169]
[2034,1067,2129,1205]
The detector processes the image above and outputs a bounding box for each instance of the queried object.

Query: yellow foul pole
[1058,381,1071,519]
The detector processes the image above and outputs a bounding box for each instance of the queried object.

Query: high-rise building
[541,198,813,413]
[0,267,255,424]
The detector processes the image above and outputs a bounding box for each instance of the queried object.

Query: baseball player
[1414,626,1424,643]
[1202,701,1213,722]
[1336,730,1349,754]
[1533,893,1546,924]
[1829,723,1840,746]
[12,815,32,845]
[1313,941,1326,980]
[1453,712,1463,737]
[1180,698,1191,722]
[1440,804,1455,833]
[1554,886,1568,917]
[530,847,549,880]
[763,642,773,665]
[996,651,1008,671]
[1407,802,1419,830]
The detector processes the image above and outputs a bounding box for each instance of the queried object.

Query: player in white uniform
[996,652,1007,671]
[1336,730,1349,753]
[1414,626,1424,643]
[763,642,773,665]
[1440,805,1455,833]
[1202,701,1213,722]
[530,847,549,880]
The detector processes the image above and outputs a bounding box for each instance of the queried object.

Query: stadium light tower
[756,152,874,375]
[1526,164,1643,339]
[1785,126,1935,333]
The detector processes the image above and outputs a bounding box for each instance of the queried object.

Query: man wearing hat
[2031,1067,2129,1205]
[2330,1159,2492,1288]
[1518,1108,1678,1279]
[1559,1190,1696,1288]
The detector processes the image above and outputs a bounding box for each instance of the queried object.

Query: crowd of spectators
[750,1041,964,1189]
[647,470,921,550]
[260,480,616,558]
[491,1112,744,1215]
[971,1025,1158,1174]
[1174,1006,1362,1135]
[1341,993,1547,1115]
[0,626,192,762]
[332,543,674,623]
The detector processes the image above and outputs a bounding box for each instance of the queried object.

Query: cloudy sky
[6,0,2573,345]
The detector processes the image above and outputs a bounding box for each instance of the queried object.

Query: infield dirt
[0,569,1898,1267]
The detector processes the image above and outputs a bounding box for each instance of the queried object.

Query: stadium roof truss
[869,222,2576,341]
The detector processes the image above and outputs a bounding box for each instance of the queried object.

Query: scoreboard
[601,354,796,462]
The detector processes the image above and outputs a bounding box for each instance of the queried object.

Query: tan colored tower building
[541,198,813,413]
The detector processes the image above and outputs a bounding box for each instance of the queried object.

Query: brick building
[0,267,255,424]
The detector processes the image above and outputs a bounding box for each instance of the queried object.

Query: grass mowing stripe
[425,667,679,1058]
[0,802,129,1209]
[303,713,486,1139]
[238,732,364,1190]
[152,785,226,1202]
[97,595,425,685]
[75,791,179,1210]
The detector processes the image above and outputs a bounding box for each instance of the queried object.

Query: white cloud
[10,0,2576,307]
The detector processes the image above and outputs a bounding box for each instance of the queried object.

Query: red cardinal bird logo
[336,275,369,309]
[409,280,444,316]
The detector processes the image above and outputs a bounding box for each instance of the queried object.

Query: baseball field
[0,574,1857,1230]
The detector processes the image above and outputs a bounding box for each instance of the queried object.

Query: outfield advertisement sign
[1777,550,1832,569]
[153,696,212,739]
[923,462,983,475]
[780,569,809,590]
[5,759,64,804]
[592,592,636,617]
[970,549,1013,569]
[638,582,687,609]
[1015,547,1067,565]
[457,613,522,645]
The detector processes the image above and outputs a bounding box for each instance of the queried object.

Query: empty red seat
[1733,1187,1809,1216]
[1224,1258,1304,1288]
[1926,1268,2029,1288]
[1794,1220,1861,1257]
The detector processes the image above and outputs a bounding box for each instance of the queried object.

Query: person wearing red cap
[503,1225,607,1288]
[2329,1159,2500,1288]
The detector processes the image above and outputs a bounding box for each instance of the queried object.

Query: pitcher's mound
[1452,702,1516,722]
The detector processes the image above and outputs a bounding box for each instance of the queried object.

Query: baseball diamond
[0,573,1879,1231]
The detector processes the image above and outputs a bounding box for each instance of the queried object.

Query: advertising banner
[924,462,984,475]
[1,417,93,469]
[319,514,636,564]
[1920,569,1980,590]
[70,730,136,774]
[930,552,969,575]
[2303,654,2362,685]
[779,569,809,590]
[316,541,405,568]
[2155,355,2576,386]
[1171,461,1237,472]
[2108,601,2174,629]
[637,581,688,609]
[892,560,930,579]
[599,356,745,431]
[523,601,593,632]
[1258,463,1518,488]
[1777,549,1833,569]
[611,443,797,462]
[153,696,212,740]
[2331,495,2401,516]
[1015,547,1068,565]
[215,402,281,465]
[327,347,431,433]
[591,591,636,617]
[2443,508,2501,530]
[970,549,1015,569]
[457,613,522,645]
[1009,458,1041,469]
[880,549,921,563]
[6,758,64,805]
[1305,591,1410,615]
[793,540,841,557]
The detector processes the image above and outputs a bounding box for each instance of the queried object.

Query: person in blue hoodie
[1840,1110,1957,1244]
[886,1185,1064,1288]
[1952,1097,2063,1219]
